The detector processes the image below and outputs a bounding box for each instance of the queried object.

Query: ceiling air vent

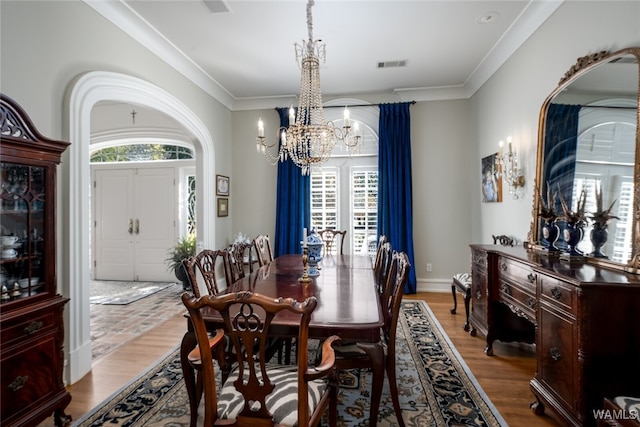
[202,0,230,14]
[377,60,407,69]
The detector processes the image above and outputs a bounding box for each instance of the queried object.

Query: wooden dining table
[179,253,385,427]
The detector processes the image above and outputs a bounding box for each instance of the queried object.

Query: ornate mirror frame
[527,47,640,273]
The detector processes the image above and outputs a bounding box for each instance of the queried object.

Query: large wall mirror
[528,47,640,273]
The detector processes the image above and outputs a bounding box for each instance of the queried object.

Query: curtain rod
[275,101,416,110]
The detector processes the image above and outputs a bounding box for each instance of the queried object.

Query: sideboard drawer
[539,275,575,314]
[1,311,56,348]
[499,280,537,322]
[472,249,487,270]
[498,257,537,292]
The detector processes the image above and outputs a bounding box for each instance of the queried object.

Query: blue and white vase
[302,231,324,277]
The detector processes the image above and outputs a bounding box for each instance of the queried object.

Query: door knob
[128,219,133,234]
[134,219,140,235]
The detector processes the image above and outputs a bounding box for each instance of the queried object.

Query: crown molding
[84,0,235,109]
[85,0,563,110]
[465,0,564,96]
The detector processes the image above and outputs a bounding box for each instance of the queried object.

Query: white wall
[230,110,279,243]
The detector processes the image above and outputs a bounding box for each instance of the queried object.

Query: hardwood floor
[41,292,561,426]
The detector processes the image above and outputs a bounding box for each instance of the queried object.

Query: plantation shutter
[352,168,378,255]
[310,168,338,231]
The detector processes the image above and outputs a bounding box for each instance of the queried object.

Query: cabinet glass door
[0,162,46,302]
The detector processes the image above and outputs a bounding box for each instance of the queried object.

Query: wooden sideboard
[469,244,640,427]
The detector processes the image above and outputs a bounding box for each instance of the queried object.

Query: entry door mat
[90,280,177,305]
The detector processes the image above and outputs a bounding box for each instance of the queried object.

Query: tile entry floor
[90,282,186,361]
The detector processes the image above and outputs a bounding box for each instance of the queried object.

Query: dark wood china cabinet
[0,94,71,426]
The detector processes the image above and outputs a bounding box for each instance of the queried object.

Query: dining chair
[181,291,341,427]
[253,234,274,267]
[183,249,225,298]
[318,229,347,256]
[372,235,388,276]
[331,250,411,427]
[374,241,393,294]
[222,242,252,286]
[182,248,229,426]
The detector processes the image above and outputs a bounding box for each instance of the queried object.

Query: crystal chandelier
[256,0,361,175]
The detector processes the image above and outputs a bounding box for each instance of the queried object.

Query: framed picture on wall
[216,174,230,196]
[217,198,229,217]
[481,153,502,203]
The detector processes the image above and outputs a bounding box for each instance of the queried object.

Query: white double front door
[93,166,177,282]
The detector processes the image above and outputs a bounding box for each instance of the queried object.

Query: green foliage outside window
[90,144,193,162]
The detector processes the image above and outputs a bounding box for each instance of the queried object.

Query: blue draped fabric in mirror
[378,102,417,293]
[274,107,310,257]
[543,103,581,206]
[542,104,581,249]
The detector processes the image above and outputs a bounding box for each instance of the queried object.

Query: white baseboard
[415,278,451,293]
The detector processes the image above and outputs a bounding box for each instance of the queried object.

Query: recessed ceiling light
[476,11,499,24]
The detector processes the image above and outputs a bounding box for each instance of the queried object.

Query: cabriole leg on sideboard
[530,396,545,415]
[54,408,72,427]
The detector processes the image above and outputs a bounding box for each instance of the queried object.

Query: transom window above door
[90,144,193,163]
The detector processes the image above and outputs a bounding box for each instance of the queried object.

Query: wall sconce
[496,136,525,199]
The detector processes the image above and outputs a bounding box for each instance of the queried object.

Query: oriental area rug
[74,300,507,427]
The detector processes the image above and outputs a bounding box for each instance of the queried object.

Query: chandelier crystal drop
[256,0,361,175]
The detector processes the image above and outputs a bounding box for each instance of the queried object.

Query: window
[310,161,378,255]
[310,168,338,230]
[351,168,378,255]
[309,105,379,255]
[90,144,193,162]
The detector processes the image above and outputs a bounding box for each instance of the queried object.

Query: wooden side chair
[181,291,341,427]
[181,248,226,426]
[330,251,411,427]
[318,229,347,256]
[599,397,640,427]
[450,273,473,334]
[183,249,225,298]
[222,242,252,286]
[253,234,274,267]
[451,234,514,336]
[374,241,393,294]
[372,235,388,278]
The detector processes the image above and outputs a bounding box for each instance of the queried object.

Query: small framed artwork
[481,153,502,203]
[217,198,229,217]
[216,174,230,196]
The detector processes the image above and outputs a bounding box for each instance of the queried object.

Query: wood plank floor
[41,292,561,426]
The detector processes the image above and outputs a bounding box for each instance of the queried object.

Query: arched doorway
[65,71,216,383]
